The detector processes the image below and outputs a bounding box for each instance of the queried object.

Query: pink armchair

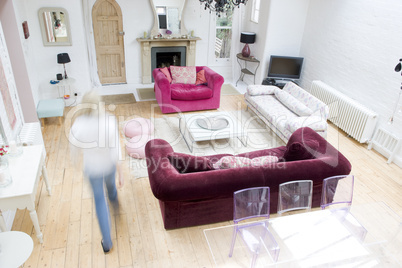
[152,66,224,114]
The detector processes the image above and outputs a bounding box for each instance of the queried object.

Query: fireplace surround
[137,37,200,84]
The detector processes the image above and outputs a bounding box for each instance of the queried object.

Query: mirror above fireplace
[149,0,187,37]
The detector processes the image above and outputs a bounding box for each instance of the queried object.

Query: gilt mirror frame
[38,7,72,46]
[149,0,187,37]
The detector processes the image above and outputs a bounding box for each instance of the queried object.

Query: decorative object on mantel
[0,145,12,187]
[199,0,248,17]
[240,32,256,58]
[57,53,71,79]
[389,58,402,124]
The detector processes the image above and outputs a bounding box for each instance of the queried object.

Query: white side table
[0,231,33,267]
[0,145,51,243]
[54,77,75,99]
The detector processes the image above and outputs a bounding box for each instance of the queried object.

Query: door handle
[119,31,125,36]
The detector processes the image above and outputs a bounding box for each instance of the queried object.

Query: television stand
[262,78,297,89]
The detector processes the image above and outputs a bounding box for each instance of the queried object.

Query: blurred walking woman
[69,90,124,253]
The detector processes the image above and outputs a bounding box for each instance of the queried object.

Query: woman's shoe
[101,240,111,253]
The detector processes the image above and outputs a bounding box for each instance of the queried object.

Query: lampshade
[240,32,256,44]
[57,53,71,64]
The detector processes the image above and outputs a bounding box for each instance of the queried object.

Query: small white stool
[0,231,34,267]
[37,99,65,125]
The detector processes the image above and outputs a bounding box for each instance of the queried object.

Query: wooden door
[92,0,126,84]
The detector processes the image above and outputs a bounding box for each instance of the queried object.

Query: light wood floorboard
[12,95,402,267]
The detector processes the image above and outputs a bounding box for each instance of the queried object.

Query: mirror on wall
[150,0,187,37]
[38,7,72,46]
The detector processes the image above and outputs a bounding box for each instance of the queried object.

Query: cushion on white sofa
[274,90,313,116]
[247,85,278,96]
[285,116,327,133]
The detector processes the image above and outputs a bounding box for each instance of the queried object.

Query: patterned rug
[136,84,242,101]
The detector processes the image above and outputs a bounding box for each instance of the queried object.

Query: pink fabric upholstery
[124,118,154,138]
[171,84,213,100]
[153,66,224,114]
[126,135,151,159]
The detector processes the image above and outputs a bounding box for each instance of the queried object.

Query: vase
[0,157,12,187]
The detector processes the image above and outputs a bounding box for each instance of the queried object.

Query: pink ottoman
[124,118,154,159]
[126,134,152,159]
[124,118,154,138]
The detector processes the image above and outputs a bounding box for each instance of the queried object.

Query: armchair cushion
[171,84,213,100]
[196,70,208,85]
[171,66,196,84]
[160,67,172,83]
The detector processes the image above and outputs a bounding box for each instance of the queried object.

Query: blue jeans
[87,167,117,251]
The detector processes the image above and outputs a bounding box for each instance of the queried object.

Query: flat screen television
[267,55,304,80]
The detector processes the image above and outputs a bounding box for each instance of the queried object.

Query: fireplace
[151,46,186,81]
[137,37,200,84]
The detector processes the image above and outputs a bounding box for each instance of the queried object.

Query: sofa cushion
[283,82,329,117]
[247,85,278,96]
[275,90,313,116]
[251,155,279,166]
[168,152,214,173]
[213,156,251,169]
[171,84,213,100]
[285,116,327,133]
[170,66,197,84]
[195,70,207,85]
[284,139,319,162]
[213,155,279,169]
[160,67,172,83]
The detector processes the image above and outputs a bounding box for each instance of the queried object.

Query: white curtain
[82,0,102,88]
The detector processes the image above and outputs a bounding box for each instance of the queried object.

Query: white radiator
[368,127,401,164]
[19,122,44,146]
[310,81,378,143]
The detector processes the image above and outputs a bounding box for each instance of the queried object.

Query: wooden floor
[12,95,402,268]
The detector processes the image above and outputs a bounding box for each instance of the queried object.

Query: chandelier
[200,0,248,16]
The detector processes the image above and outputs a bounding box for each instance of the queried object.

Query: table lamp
[57,53,71,79]
[240,32,256,58]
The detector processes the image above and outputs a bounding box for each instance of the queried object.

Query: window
[251,0,260,23]
[215,9,233,60]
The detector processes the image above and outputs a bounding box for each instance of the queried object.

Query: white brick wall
[300,0,402,166]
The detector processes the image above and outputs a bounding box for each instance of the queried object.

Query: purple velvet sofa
[145,127,352,229]
[152,66,224,114]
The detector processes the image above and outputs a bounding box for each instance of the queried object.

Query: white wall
[241,0,310,85]
[12,0,234,104]
[300,0,402,166]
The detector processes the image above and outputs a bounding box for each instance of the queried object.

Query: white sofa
[244,82,329,143]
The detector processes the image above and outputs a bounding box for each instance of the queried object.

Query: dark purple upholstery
[145,127,352,229]
[153,66,224,113]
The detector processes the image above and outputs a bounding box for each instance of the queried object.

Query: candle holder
[0,155,12,187]
[8,135,23,157]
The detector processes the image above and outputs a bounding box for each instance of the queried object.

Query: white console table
[0,145,51,243]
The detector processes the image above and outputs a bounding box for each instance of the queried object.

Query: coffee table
[179,111,247,152]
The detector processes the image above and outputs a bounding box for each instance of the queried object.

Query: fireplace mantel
[137,37,201,84]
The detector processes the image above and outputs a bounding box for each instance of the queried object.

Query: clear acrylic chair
[321,175,354,210]
[228,187,280,268]
[278,180,313,215]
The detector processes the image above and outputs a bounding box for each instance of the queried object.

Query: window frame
[251,0,260,24]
